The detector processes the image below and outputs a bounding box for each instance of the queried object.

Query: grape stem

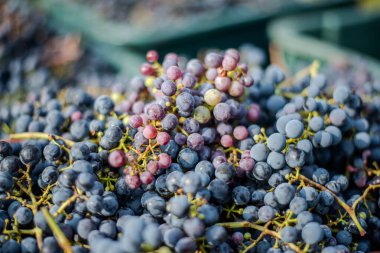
[299,174,380,236]
[217,221,302,253]
[3,132,75,148]
[41,207,73,253]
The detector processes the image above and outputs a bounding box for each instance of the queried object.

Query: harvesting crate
[267,6,380,74]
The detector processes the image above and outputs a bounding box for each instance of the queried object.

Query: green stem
[41,208,73,253]
[5,132,75,148]
[300,175,380,236]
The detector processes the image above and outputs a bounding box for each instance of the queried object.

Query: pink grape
[220,135,233,148]
[157,153,171,169]
[108,150,126,168]
[143,125,157,139]
[146,50,159,63]
[140,171,154,185]
[140,63,155,76]
[156,132,170,146]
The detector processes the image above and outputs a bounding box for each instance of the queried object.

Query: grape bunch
[1,47,380,253]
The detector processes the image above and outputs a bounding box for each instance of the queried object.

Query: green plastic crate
[36,0,352,49]
[267,6,380,74]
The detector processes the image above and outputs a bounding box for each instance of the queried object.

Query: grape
[204,89,222,106]
[280,226,298,243]
[301,222,324,244]
[309,116,324,132]
[336,230,352,245]
[258,205,276,222]
[206,225,227,245]
[161,113,178,131]
[167,195,189,218]
[0,156,21,175]
[142,223,162,249]
[319,191,334,206]
[354,132,371,149]
[0,171,13,192]
[70,120,89,141]
[297,211,314,228]
[161,80,177,96]
[300,186,320,208]
[14,207,33,225]
[198,204,219,226]
[194,106,211,124]
[332,175,349,191]
[252,162,272,181]
[215,163,234,182]
[232,186,250,205]
[183,217,205,238]
[290,197,308,215]
[77,219,96,239]
[312,131,333,148]
[176,92,195,113]
[86,195,103,214]
[71,142,91,161]
[319,125,339,146]
[250,143,270,162]
[46,110,65,130]
[180,171,201,194]
[164,227,185,248]
[285,148,305,168]
[329,108,346,126]
[205,53,223,68]
[101,194,119,216]
[21,237,38,253]
[187,133,204,151]
[174,237,197,253]
[296,139,313,154]
[285,119,304,138]
[195,161,215,177]
[42,144,61,162]
[108,150,126,168]
[95,95,115,115]
[333,86,350,103]
[177,148,199,169]
[213,103,232,122]
[208,179,230,204]
[143,125,158,139]
[268,173,284,187]
[274,183,295,205]
[2,239,21,253]
[312,168,330,185]
[20,145,41,165]
[267,151,285,170]
[243,206,258,222]
[325,181,341,193]
[267,133,286,152]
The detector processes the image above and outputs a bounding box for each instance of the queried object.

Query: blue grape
[285,119,304,138]
[206,225,227,246]
[274,183,295,205]
[301,222,324,244]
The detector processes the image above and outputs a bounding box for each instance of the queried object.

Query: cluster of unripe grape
[1,46,380,253]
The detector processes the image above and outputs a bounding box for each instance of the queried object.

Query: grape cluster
[1,47,380,253]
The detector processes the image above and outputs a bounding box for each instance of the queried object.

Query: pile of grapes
[0,0,126,95]
[1,48,380,253]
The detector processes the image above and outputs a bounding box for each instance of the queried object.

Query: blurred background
[1,0,380,98]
